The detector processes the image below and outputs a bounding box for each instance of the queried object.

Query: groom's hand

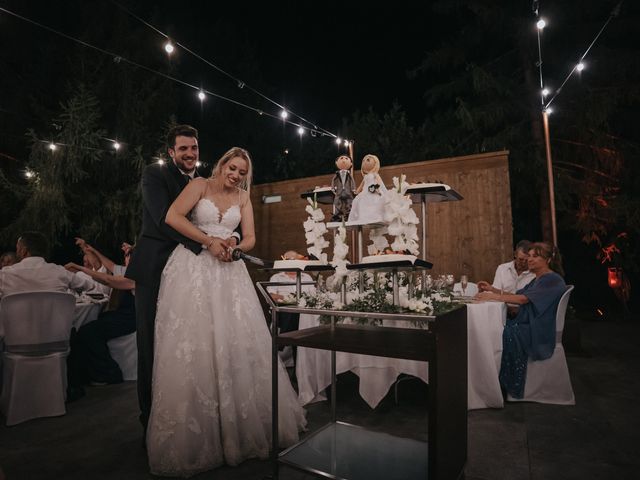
[206,237,228,261]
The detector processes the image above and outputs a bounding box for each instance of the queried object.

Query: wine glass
[460,274,468,297]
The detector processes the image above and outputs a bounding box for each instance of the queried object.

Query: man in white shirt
[478,240,535,294]
[0,232,94,298]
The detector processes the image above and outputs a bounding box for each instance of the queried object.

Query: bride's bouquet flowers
[304,195,329,264]
[383,174,419,255]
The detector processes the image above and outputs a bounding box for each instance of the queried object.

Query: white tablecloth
[295,301,507,410]
[73,301,107,330]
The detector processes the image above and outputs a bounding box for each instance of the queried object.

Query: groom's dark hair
[167,125,198,149]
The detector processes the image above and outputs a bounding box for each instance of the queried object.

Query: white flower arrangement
[300,271,459,325]
[304,196,329,264]
[367,226,390,255]
[383,174,419,255]
[331,224,350,280]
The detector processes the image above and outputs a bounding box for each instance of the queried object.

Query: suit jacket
[331,170,356,200]
[125,161,201,288]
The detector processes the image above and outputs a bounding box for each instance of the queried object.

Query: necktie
[183,174,192,183]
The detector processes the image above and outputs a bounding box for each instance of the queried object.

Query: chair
[453,281,478,296]
[108,332,137,381]
[508,285,576,405]
[0,291,76,425]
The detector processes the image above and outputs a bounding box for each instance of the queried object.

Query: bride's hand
[206,237,228,260]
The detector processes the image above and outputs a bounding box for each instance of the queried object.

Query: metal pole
[542,110,558,246]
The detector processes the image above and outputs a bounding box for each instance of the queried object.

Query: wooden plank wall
[248,150,513,284]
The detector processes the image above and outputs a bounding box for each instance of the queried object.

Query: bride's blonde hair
[210,147,253,192]
[361,154,380,175]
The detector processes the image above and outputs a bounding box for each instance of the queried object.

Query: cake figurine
[331,154,356,222]
[347,154,388,224]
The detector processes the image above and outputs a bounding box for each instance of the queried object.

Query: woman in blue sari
[475,242,566,399]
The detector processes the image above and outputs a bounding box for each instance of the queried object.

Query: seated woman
[65,242,136,387]
[474,241,566,399]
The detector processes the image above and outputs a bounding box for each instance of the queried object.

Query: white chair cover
[453,281,478,296]
[0,291,76,425]
[509,285,576,405]
[108,332,137,381]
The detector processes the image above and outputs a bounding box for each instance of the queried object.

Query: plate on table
[86,293,107,300]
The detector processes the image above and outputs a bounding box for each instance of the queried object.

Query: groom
[126,125,238,435]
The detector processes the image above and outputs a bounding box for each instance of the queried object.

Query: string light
[0,4,345,145]
[197,90,206,101]
[545,107,553,114]
[576,62,585,72]
[297,127,304,135]
[536,19,546,30]
[542,88,550,96]
[195,161,201,167]
[110,1,339,139]
[25,170,34,179]
[335,137,342,145]
[343,140,349,147]
[157,158,165,165]
[48,142,57,151]
[113,141,121,151]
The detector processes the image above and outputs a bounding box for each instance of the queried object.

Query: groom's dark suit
[126,161,201,430]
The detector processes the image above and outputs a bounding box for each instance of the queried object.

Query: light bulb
[298,127,304,135]
[196,161,201,167]
[335,137,342,145]
[542,88,549,96]
[164,41,174,54]
[113,142,121,151]
[536,19,546,30]
[48,142,56,151]
[198,90,205,101]
[157,159,165,165]
[280,110,288,119]
[576,62,585,72]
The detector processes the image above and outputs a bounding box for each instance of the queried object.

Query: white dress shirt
[492,261,535,294]
[0,256,95,298]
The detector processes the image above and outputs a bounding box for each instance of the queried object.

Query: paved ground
[1,317,638,479]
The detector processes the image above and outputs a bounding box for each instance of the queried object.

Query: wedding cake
[360,254,418,264]
[273,259,324,270]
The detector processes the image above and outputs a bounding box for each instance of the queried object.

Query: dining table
[295,300,507,410]
[73,293,109,330]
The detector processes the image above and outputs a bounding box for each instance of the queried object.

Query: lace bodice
[190,198,241,238]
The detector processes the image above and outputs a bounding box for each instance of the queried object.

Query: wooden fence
[248,150,513,283]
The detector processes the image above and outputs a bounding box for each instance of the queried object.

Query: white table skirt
[295,301,507,410]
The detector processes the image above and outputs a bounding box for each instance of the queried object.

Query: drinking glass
[460,274,468,296]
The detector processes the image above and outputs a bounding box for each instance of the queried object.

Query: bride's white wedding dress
[147,197,306,477]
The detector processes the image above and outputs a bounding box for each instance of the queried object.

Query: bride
[146,147,306,477]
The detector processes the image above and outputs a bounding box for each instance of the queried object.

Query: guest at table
[267,250,315,367]
[0,232,94,298]
[74,237,114,296]
[65,243,136,387]
[475,241,566,399]
[0,251,17,269]
[477,240,535,294]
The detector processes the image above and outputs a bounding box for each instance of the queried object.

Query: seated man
[267,250,316,367]
[65,242,136,388]
[0,231,94,298]
[478,240,535,294]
